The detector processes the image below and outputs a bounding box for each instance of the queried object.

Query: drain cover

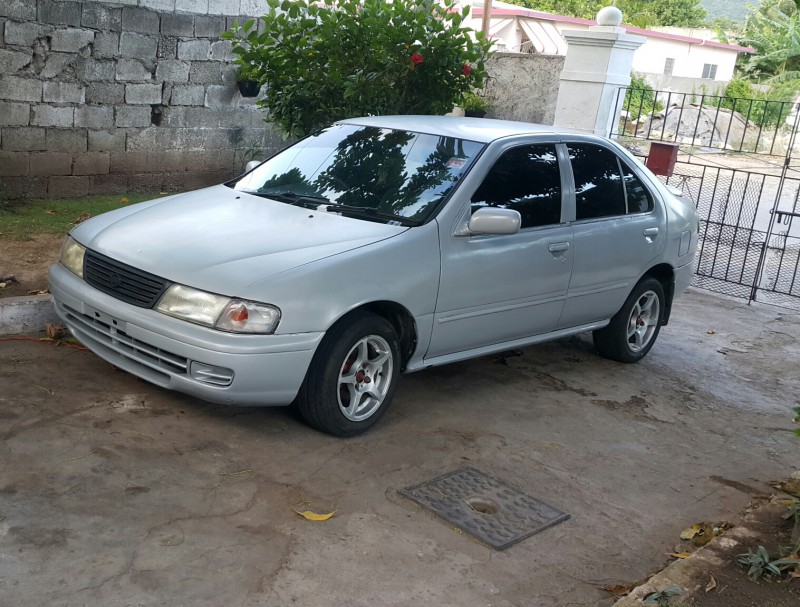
[400,467,570,550]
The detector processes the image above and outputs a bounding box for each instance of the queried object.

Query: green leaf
[219,31,234,40]
[268,0,279,7]
[244,19,255,32]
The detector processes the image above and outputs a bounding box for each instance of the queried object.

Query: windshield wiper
[247,191,330,209]
[324,204,421,227]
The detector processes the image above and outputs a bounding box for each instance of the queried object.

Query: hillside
[700,0,752,23]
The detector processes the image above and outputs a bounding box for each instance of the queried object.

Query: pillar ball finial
[596,5,623,26]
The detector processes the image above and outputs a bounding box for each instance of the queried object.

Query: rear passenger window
[471,144,562,229]
[568,143,626,220]
[621,162,653,213]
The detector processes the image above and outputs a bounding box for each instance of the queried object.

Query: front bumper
[48,264,323,406]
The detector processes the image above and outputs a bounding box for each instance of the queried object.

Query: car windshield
[231,124,484,224]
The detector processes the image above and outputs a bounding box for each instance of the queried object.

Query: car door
[559,141,666,327]
[426,141,575,361]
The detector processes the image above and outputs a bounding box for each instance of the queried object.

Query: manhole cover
[400,467,570,550]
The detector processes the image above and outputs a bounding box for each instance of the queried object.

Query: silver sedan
[49,116,698,436]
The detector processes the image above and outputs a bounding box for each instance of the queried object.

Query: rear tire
[593,277,665,363]
[296,311,401,437]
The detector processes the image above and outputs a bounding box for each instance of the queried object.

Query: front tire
[593,277,665,363]
[297,312,401,437]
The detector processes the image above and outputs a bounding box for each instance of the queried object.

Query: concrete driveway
[1,289,797,607]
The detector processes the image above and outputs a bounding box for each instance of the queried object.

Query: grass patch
[0,193,165,240]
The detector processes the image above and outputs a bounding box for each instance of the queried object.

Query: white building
[468,1,752,83]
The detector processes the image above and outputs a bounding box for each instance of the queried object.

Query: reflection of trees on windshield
[259,167,314,194]
[314,127,413,208]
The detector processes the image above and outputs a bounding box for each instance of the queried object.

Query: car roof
[338,115,580,144]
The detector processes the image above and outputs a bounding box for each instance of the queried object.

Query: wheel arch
[329,301,418,371]
[643,263,675,324]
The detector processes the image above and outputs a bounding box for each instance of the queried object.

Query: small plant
[462,92,489,117]
[793,406,800,437]
[623,72,663,122]
[236,63,260,83]
[737,545,799,581]
[642,586,682,606]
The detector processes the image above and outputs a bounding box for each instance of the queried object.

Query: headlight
[59,236,86,278]
[156,284,281,334]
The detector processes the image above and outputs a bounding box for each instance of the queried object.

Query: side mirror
[245,160,262,173]
[462,207,521,236]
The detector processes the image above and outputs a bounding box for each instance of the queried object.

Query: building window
[702,63,718,80]
[664,58,675,76]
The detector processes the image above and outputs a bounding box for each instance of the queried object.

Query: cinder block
[0,49,32,74]
[110,151,159,174]
[0,18,5,46]
[75,58,116,81]
[81,4,122,31]
[161,13,194,37]
[178,40,210,61]
[74,106,114,130]
[40,53,75,79]
[88,130,126,152]
[93,32,119,57]
[208,0,240,16]
[125,83,163,105]
[177,0,209,14]
[119,32,158,59]
[0,151,29,177]
[0,176,48,199]
[32,105,74,128]
[194,15,226,37]
[155,60,190,83]
[29,152,72,176]
[170,84,204,106]
[50,28,95,53]
[39,1,82,26]
[115,106,151,128]
[193,149,234,172]
[90,173,130,195]
[86,83,124,105]
[140,0,175,11]
[121,7,160,34]
[0,102,30,126]
[72,152,110,176]
[4,22,51,47]
[0,0,36,20]
[48,175,90,199]
[189,62,223,84]
[125,127,174,151]
[157,37,178,59]
[46,129,87,153]
[128,173,167,192]
[43,82,85,104]
[205,84,236,108]
[2,127,46,151]
[240,0,270,18]
[116,59,153,81]
[209,40,234,62]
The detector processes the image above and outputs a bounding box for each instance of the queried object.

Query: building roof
[470,2,754,54]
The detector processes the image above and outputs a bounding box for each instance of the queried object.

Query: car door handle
[643,227,659,237]
[548,242,570,253]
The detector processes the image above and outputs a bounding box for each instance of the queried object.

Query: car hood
[72,185,408,296]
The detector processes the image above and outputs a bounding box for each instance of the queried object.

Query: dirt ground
[1,288,798,606]
[0,234,62,297]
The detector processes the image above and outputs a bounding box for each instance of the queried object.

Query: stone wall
[0,0,281,199]
[484,53,565,126]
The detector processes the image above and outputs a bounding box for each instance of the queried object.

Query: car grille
[60,303,189,376]
[84,249,170,308]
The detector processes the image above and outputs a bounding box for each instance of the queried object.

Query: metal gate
[612,86,800,309]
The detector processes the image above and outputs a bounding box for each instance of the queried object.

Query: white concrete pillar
[553,10,645,137]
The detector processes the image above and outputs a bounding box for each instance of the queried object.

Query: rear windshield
[231,124,484,223]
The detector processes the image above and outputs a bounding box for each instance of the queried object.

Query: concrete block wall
[0,0,282,199]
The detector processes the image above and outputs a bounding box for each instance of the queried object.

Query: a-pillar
[553,8,646,136]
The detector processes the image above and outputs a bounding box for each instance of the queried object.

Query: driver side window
[471,144,562,229]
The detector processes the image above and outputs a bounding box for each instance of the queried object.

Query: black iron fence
[615,87,800,156]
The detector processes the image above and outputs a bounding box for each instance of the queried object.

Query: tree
[507,0,706,27]
[222,0,493,138]
[735,0,800,82]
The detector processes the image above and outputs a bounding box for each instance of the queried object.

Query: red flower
[462,64,472,76]
[410,53,424,65]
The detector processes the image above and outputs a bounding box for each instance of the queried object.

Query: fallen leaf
[46,323,66,339]
[120,197,129,203]
[293,509,336,521]
[707,330,716,334]
[680,524,702,540]
[74,212,91,225]
[668,551,693,559]
[46,209,57,215]
[706,574,717,592]
[0,282,5,289]
[599,582,636,596]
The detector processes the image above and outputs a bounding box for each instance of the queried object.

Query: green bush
[719,79,800,127]
[222,0,493,138]
[623,73,662,122]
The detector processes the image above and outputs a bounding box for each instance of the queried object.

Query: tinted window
[568,144,625,220]
[621,162,653,213]
[471,144,562,229]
